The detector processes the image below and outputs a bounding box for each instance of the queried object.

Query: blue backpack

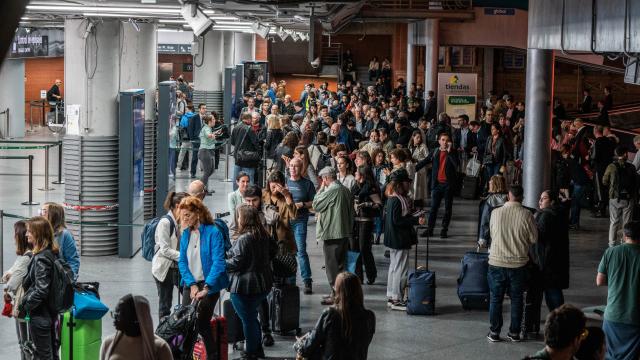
[141,215,175,261]
[213,218,231,251]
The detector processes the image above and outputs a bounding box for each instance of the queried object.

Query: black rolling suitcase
[222,298,245,345]
[460,175,479,199]
[456,248,490,310]
[268,283,301,336]
[407,226,436,315]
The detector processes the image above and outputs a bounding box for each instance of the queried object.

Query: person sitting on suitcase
[178,197,230,358]
[295,272,376,360]
[487,185,538,342]
[226,205,275,360]
[415,131,459,239]
[101,294,173,360]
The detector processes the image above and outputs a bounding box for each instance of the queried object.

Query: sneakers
[487,333,502,342]
[386,299,395,308]
[506,333,522,342]
[390,300,407,311]
[440,229,448,238]
[303,280,313,295]
[366,277,376,285]
[262,333,274,347]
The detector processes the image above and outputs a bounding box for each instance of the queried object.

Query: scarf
[391,193,412,216]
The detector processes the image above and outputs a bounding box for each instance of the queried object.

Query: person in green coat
[313,166,354,305]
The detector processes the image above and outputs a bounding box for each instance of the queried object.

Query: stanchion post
[223,140,231,182]
[52,141,64,184]
[22,155,39,206]
[39,145,54,191]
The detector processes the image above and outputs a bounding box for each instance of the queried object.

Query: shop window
[503,51,525,69]
[438,46,446,66]
[450,46,473,67]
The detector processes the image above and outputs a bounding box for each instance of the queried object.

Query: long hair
[281,131,299,149]
[294,145,311,174]
[333,272,365,339]
[27,216,59,255]
[44,202,66,234]
[163,191,189,211]
[14,220,30,256]
[178,196,214,225]
[356,166,379,194]
[236,205,269,240]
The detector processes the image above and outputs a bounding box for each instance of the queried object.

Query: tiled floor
[0,127,609,359]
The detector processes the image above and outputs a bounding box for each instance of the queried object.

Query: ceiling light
[251,22,270,38]
[290,32,299,42]
[277,27,289,41]
[28,5,182,14]
[83,12,154,18]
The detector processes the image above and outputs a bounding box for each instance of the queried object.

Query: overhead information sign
[157,44,192,54]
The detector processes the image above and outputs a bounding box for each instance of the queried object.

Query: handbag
[235,127,260,163]
[466,154,481,177]
[73,290,108,320]
[272,241,298,278]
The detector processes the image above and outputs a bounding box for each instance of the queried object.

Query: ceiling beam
[359,9,474,20]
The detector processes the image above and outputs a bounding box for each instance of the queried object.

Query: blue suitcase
[457,249,490,310]
[407,226,436,315]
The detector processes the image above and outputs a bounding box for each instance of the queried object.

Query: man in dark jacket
[416,132,459,238]
[424,90,437,123]
[187,103,207,178]
[591,126,615,217]
[230,113,260,189]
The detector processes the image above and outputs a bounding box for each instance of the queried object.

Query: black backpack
[156,302,199,360]
[46,252,75,314]
[615,162,636,200]
[315,145,332,171]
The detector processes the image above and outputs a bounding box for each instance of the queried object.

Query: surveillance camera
[310,57,321,69]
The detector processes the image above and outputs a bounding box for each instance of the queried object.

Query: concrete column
[406,23,416,91]
[194,30,224,91]
[523,49,554,208]
[234,33,255,64]
[120,22,157,122]
[223,31,235,68]
[0,58,25,137]
[65,19,120,136]
[483,47,494,100]
[423,19,439,98]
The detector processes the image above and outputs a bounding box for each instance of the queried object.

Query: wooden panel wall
[158,54,193,82]
[271,75,338,102]
[391,23,408,83]
[255,36,268,61]
[331,34,392,67]
[24,57,64,121]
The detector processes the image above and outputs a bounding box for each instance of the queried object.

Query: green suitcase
[60,311,102,360]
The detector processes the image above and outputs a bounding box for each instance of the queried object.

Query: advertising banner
[10,28,64,58]
[437,72,477,120]
[445,95,477,121]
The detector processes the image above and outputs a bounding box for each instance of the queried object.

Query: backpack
[46,252,75,314]
[615,162,636,200]
[213,218,232,251]
[156,302,199,360]
[141,215,175,262]
[314,145,332,171]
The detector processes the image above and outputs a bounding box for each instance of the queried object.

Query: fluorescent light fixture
[83,12,153,18]
[28,5,182,14]
[215,21,252,26]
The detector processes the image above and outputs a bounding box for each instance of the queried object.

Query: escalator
[564,101,640,147]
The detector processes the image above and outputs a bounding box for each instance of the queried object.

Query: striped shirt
[488,201,538,268]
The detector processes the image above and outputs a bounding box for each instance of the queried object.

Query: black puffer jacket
[225,233,275,295]
[299,307,376,360]
[531,204,570,289]
[20,248,55,317]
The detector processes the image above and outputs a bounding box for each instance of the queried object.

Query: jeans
[190,142,200,177]
[428,182,453,231]
[258,297,271,334]
[488,265,527,336]
[609,198,634,246]
[291,218,312,282]
[230,292,268,356]
[233,165,256,190]
[29,315,57,360]
[603,320,640,360]
[198,148,215,190]
[155,267,181,320]
[182,284,219,358]
[350,220,377,282]
[570,183,585,225]
[16,319,28,360]
[168,148,177,177]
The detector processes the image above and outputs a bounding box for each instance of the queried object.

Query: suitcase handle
[415,225,430,271]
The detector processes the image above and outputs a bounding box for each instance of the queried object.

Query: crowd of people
[3,73,638,360]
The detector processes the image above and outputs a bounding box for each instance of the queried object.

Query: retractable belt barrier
[0,140,64,188]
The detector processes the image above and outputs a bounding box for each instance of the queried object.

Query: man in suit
[416,132,459,238]
[187,103,207,179]
[453,115,477,156]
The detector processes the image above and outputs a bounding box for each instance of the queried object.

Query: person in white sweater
[101,294,172,360]
[152,191,188,320]
[2,220,32,360]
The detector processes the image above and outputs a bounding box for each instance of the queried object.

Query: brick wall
[25,57,64,124]
[255,36,268,61]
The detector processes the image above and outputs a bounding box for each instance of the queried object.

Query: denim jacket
[56,229,80,280]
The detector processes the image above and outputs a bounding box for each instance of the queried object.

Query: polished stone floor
[0,128,609,359]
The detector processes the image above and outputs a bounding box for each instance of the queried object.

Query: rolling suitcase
[61,311,102,360]
[193,315,229,360]
[460,175,479,199]
[222,298,244,346]
[268,283,302,336]
[407,226,436,315]
[456,249,490,310]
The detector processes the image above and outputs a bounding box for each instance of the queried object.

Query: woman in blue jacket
[178,196,229,357]
[42,202,80,279]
